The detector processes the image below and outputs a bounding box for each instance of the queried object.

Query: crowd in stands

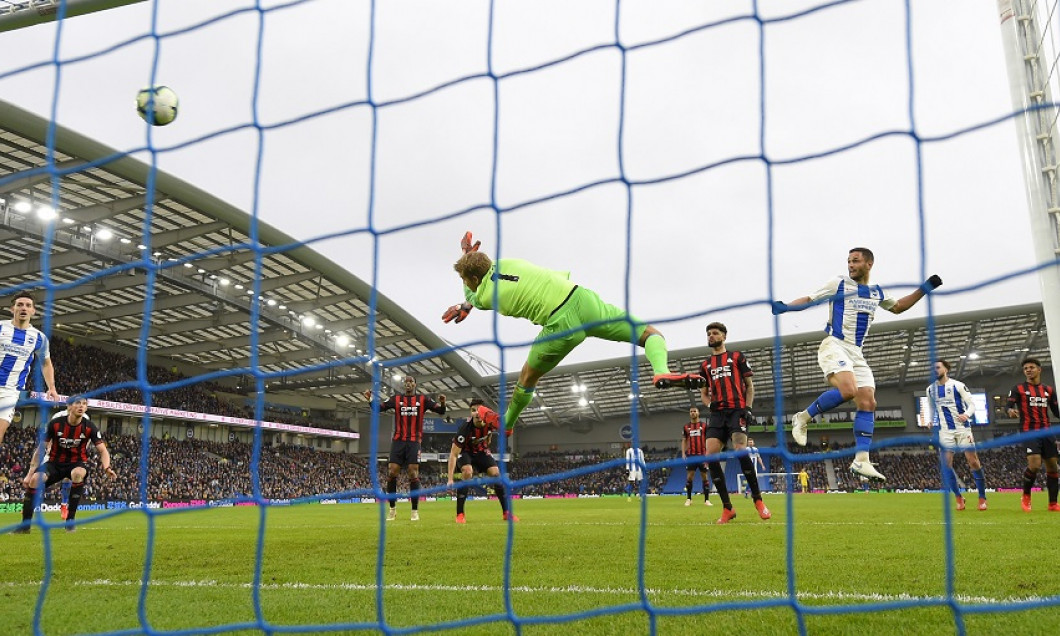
[0,426,374,502]
[0,422,1050,503]
[48,338,347,430]
[760,440,1032,492]
[508,449,667,496]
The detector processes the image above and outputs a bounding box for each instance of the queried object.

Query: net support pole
[0,0,146,33]
[998,0,1060,370]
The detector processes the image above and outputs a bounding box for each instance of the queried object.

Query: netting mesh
[1,1,1059,635]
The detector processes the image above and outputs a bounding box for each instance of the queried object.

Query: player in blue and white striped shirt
[927,360,987,511]
[773,248,942,482]
[624,445,645,500]
[0,293,59,444]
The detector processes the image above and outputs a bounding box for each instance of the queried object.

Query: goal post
[737,472,801,495]
[0,0,145,34]
[997,0,1060,370]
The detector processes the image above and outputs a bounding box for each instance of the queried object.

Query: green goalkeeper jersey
[463,258,577,326]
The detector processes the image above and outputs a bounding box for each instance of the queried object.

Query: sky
[0,0,1048,373]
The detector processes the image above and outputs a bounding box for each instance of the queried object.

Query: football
[136,86,179,126]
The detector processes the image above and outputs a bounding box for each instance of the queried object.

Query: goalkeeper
[444,232,703,431]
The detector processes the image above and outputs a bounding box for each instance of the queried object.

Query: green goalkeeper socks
[643,333,670,376]
[504,384,535,430]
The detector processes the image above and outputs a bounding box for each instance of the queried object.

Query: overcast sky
[0,0,1045,373]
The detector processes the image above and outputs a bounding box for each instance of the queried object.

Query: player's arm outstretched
[771,277,839,315]
[443,232,485,324]
[888,275,943,314]
[771,275,943,315]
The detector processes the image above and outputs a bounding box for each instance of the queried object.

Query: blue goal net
[0,1,1058,635]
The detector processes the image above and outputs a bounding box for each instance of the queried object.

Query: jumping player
[774,247,941,481]
[0,293,60,445]
[445,232,703,432]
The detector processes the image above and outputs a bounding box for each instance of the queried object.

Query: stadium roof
[0,99,483,410]
[0,99,1051,429]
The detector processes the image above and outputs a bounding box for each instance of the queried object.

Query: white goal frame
[737,472,801,495]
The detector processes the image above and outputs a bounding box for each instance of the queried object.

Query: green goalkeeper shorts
[526,286,647,374]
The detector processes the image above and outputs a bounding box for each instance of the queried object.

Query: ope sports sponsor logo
[710,366,733,380]
[1028,395,1051,407]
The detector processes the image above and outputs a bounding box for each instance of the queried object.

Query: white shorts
[628,469,643,482]
[817,336,875,389]
[938,427,976,451]
[0,387,19,423]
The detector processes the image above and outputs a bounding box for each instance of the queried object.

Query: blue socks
[806,388,845,418]
[946,467,962,496]
[853,410,874,452]
[972,468,985,499]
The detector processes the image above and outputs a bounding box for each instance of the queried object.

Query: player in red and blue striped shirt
[698,322,769,524]
[681,407,712,507]
[1006,358,1060,512]
[365,375,446,522]
[446,399,515,523]
[16,396,116,533]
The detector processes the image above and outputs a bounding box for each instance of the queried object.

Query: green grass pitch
[1,492,1058,635]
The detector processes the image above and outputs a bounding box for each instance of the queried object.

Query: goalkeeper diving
[443,232,703,432]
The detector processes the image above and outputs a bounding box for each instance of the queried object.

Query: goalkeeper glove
[771,301,788,316]
[921,274,943,292]
[460,231,481,254]
[442,303,473,323]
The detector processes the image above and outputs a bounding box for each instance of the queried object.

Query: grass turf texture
[1,493,1058,635]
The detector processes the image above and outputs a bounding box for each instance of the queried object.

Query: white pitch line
[0,578,1052,606]
[93,518,1006,529]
